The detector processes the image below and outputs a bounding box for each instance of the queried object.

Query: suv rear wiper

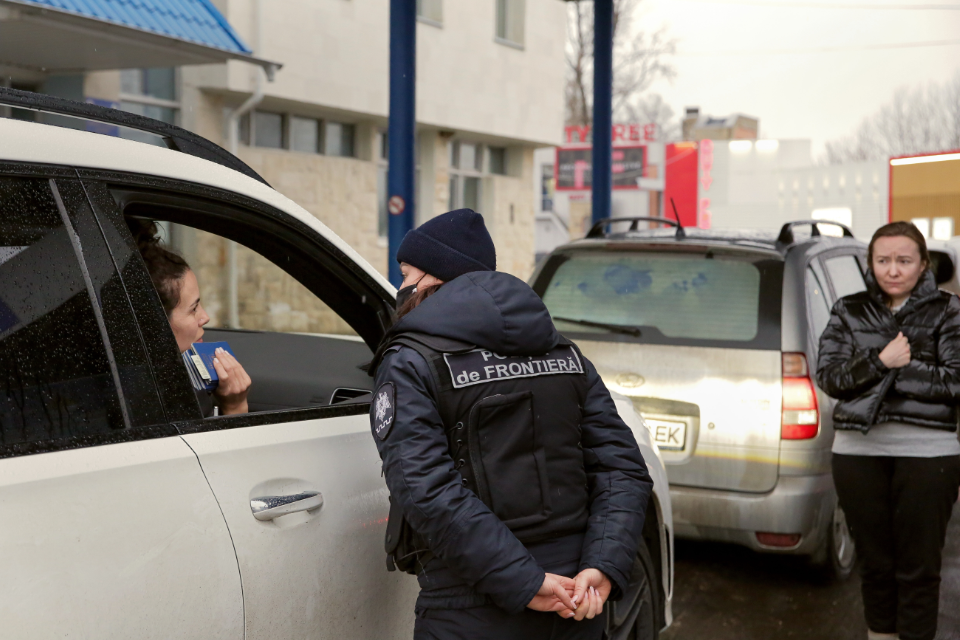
[553,316,643,337]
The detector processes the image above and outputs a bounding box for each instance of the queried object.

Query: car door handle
[250,491,323,521]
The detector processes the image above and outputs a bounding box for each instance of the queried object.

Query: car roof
[556,226,865,258]
[0,118,394,294]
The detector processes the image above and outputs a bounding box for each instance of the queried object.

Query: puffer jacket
[369,271,652,613]
[816,268,960,433]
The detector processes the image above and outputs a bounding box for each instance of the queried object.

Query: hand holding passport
[182,341,251,415]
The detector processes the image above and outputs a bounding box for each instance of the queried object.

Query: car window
[167,223,357,336]
[824,254,866,299]
[805,266,832,343]
[94,181,385,419]
[540,250,769,344]
[0,177,125,449]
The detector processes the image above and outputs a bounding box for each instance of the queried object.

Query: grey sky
[638,0,960,157]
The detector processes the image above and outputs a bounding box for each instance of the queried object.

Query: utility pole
[387,0,417,287]
[591,0,613,224]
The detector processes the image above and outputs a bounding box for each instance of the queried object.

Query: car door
[0,171,242,638]
[84,173,418,640]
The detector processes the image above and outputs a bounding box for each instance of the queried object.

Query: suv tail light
[756,532,802,548]
[781,353,819,440]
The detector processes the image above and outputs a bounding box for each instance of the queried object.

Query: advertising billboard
[555,145,646,191]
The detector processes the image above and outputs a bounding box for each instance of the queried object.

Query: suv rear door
[0,170,242,638]
[84,172,417,640]
[534,245,785,493]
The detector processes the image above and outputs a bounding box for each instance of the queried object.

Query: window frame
[448,140,486,211]
[804,263,833,350]
[0,162,178,459]
[118,67,181,133]
[816,248,868,302]
[495,0,525,48]
[77,169,393,432]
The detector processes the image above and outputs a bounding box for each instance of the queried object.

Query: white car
[0,90,672,639]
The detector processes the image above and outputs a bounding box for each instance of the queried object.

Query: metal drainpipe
[225,0,266,329]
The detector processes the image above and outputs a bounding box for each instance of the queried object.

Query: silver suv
[531,217,899,579]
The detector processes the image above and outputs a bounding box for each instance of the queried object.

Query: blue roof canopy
[0,0,279,75]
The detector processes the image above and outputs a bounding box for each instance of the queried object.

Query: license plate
[646,418,686,451]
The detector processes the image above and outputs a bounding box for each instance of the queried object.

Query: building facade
[5,0,567,332]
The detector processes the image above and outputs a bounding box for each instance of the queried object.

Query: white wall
[208,0,566,146]
[702,139,887,239]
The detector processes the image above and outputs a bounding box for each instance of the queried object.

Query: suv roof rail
[0,88,269,186]
[587,216,686,239]
[776,220,854,246]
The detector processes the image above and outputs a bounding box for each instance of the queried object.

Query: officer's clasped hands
[556,568,613,621]
[526,573,577,613]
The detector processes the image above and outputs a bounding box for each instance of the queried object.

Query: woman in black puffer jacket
[817,221,960,640]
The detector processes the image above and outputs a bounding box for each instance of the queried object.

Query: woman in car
[817,221,960,640]
[131,220,251,416]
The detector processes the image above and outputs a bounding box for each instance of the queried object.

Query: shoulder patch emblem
[372,382,396,440]
[443,345,584,389]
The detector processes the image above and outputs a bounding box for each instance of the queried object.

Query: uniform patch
[443,345,584,389]
[372,382,396,440]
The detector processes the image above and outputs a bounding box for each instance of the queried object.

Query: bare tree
[825,71,960,164]
[565,0,676,134]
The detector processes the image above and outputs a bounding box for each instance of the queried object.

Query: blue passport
[182,342,235,392]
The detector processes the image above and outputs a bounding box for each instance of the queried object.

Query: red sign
[564,123,658,144]
[388,195,406,215]
[663,142,698,229]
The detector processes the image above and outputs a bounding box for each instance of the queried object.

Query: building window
[541,163,554,211]
[489,146,507,175]
[254,111,284,149]
[119,68,179,145]
[495,0,525,47]
[290,116,321,153]
[449,141,484,211]
[121,68,176,101]
[377,131,389,238]
[417,0,442,25]
[377,131,422,237]
[324,121,356,157]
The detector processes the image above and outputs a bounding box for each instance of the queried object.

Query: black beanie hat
[396,208,496,282]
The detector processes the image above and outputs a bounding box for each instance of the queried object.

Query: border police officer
[368,209,653,640]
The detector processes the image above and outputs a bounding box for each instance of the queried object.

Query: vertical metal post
[387,0,417,287]
[592,0,613,224]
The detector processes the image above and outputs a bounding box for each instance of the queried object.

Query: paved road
[661,503,960,640]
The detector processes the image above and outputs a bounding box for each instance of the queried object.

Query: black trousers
[413,605,605,640]
[833,454,960,640]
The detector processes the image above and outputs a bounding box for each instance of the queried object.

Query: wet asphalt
[661,503,960,640]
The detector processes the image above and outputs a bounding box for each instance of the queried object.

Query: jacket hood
[864,268,940,313]
[387,271,559,356]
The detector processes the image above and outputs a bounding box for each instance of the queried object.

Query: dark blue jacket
[370,271,652,614]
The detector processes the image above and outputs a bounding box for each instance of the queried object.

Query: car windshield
[540,251,763,342]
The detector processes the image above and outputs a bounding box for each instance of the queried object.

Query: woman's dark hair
[396,283,443,319]
[127,219,190,317]
[868,221,931,271]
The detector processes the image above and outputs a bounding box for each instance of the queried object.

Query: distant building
[889,151,960,240]
[533,134,891,258]
[682,107,758,142]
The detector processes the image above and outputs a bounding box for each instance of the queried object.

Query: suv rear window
[533,249,783,350]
